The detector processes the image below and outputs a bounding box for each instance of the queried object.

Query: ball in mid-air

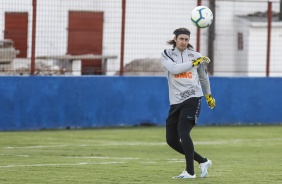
[191,6,213,28]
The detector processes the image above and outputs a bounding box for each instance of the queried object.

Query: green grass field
[1,126,282,184]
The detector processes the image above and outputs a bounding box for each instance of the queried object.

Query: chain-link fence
[0,0,281,76]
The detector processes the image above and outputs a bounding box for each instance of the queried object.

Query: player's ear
[173,36,177,42]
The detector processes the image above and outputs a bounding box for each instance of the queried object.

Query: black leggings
[166,98,206,175]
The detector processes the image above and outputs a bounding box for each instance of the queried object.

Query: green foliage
[0,126,282,184]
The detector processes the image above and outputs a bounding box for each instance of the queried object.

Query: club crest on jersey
[188,53,194,58]
[174,72,192,78]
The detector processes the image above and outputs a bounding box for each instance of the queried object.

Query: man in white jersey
[161,27,215,179]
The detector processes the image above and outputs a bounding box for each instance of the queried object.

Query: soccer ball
[191,6,213,28]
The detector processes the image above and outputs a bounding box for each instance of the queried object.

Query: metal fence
[0,0,281,76]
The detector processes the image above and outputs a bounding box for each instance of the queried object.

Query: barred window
[238,32,243,50]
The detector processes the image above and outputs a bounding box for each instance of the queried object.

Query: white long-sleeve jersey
[161,48,211,105]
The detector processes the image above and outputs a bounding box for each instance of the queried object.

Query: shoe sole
[172,176,196,179]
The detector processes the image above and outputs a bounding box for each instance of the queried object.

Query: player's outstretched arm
[161,51,194,74]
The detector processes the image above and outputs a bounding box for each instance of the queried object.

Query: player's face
[174,34,190,51]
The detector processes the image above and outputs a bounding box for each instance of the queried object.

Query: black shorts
[166,97,202,125]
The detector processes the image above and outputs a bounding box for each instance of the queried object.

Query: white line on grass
[5,145,69,149]
[85,141,167,146]
[140,161,158,164]
[3,138,282,149]
[0,162,124,168]
[0,154,30,157]
[166,158,185,163]
[65,156,140,160]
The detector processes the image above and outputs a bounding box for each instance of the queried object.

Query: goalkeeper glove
[192,56,210,67]
[205,94,216,109]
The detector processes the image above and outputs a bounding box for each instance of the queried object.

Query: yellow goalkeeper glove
[205,94,216,109]
[192,56,210,67]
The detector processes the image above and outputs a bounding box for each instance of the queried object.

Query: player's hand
[205,94,216,109]
[192,56,210,67]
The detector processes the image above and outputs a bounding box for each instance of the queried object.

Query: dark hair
[167,28,194,49]
[173,27,190,36]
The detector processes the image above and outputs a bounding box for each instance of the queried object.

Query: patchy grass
[0,126,282,184]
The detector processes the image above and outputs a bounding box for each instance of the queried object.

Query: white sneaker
[172,171,196,179]
[199,159,212,178]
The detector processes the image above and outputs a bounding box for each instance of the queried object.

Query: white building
[0,0,281,76]
[235,15,282,76]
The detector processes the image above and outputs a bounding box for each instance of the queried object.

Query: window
[238,32,243,50]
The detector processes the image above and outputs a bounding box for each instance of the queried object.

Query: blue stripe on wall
[200,77,282,125]
[0,76,169,131]
[0,76,281,131]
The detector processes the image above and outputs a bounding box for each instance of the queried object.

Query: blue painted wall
[0,76,281,131]
[200,77,282,125]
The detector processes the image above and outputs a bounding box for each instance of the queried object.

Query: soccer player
[160,27,215,179]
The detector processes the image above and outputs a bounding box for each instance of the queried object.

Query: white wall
[235,17,250,76]
[124,0,199,63]
[0,0,121,58]
[36,0,121,58]
[0,0,281,75]
[234,17,282,77]
[269,22,282,76]
[248,22,282,76]
[213,0,280,76]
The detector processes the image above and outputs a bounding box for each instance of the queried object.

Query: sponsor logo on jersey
[180,89,196,98]
[174,72,192,78]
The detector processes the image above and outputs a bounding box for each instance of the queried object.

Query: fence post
[120,0,126,76]
[266,1,272,77]
[30,0,37,75]
[207,0,215,75]
[196,0,201,52]
[280,0,282,20]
